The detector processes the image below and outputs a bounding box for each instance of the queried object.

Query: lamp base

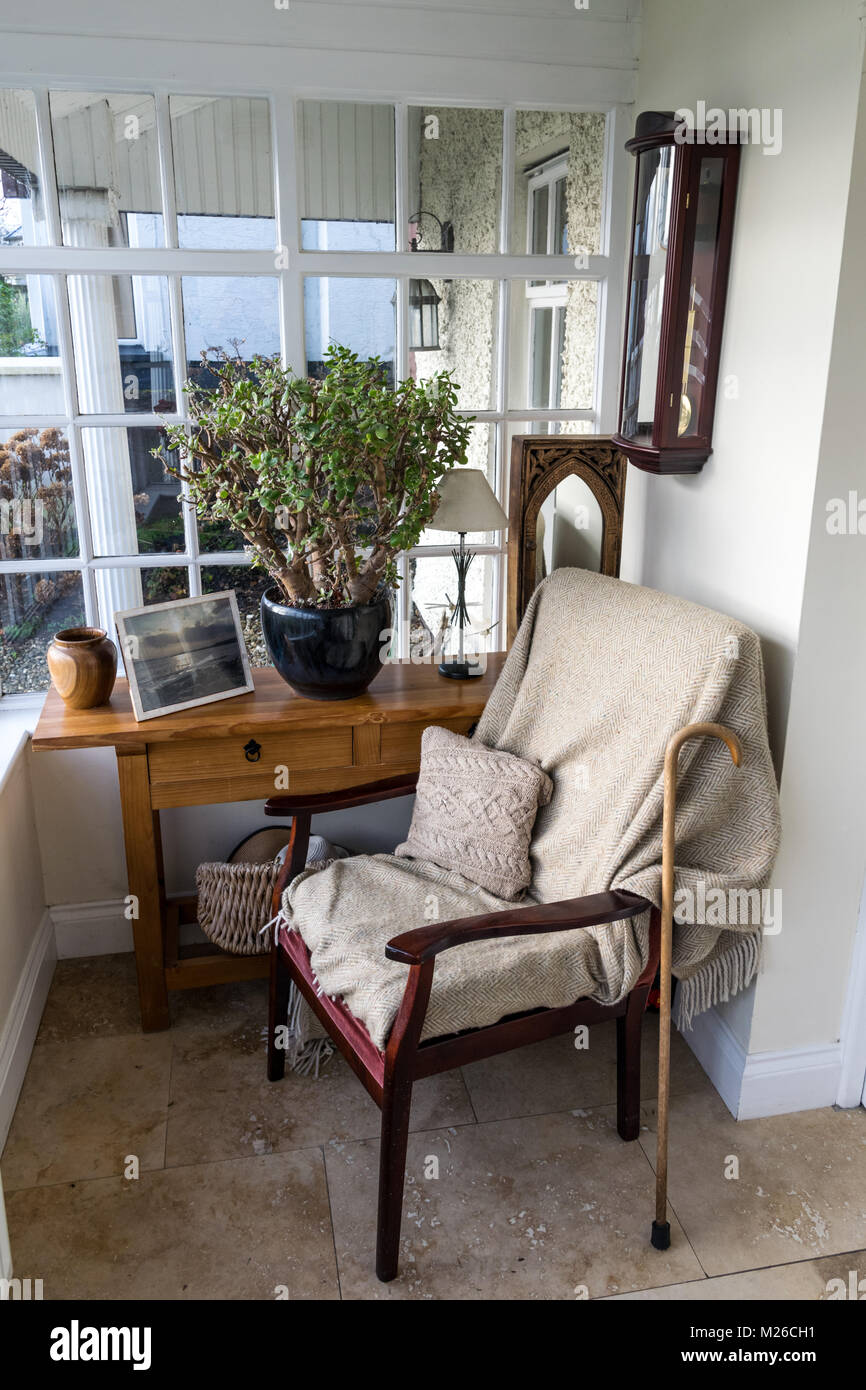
[438,659,483,681]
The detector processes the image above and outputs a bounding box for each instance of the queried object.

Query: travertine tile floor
[3,953,865,1300]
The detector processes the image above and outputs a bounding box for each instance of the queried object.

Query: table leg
[117,749,170,1031]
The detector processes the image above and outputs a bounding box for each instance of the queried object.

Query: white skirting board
[51,898,208,958]
[0,1168,12,1283]
[0,911,56,1152]
[683,1005,844,1120]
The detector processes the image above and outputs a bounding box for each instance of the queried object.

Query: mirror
[534,474,604,583]
[507,435,627,643]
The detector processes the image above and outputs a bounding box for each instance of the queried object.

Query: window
[0,88,623,694]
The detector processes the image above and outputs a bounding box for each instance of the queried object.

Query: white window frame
[0,84,630,694]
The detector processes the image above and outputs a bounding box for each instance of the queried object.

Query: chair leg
[267,943,291,1082]
[616,988,648,1141]
[375,1073,413,1282]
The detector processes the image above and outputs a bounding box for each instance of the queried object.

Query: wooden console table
[32,657,505,1031]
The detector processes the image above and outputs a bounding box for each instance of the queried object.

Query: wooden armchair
[264,774,660,1283]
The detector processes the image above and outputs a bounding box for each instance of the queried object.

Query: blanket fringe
[283,981,334,1076]
[257,910,334,1076]
[675,931,761,1031]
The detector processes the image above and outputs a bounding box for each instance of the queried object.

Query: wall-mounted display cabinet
[613,111,740,475]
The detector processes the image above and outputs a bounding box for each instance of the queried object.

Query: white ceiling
[0,0,641,71]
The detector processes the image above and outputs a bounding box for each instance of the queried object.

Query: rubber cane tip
[651,1219,671,1250]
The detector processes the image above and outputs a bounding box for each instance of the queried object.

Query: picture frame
[115,591,254,722]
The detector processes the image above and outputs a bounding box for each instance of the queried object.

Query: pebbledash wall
[412,107,605,432]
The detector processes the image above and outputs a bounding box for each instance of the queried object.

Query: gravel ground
[239,611,269,667]
[0,588,87,695]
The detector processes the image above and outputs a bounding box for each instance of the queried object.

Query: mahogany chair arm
[385,889,652,965]
[265,772,419,818]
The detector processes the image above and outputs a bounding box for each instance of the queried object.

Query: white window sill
[0,693,46,794]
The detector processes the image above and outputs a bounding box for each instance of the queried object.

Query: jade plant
[160,345,472,608]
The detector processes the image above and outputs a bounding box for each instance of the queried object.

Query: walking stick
[651,721,742,1251]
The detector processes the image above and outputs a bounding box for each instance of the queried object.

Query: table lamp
[426,468,509,679]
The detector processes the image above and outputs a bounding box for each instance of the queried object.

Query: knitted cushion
[395,725,552,900]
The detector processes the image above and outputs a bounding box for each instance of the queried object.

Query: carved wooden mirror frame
[506,435,628,644]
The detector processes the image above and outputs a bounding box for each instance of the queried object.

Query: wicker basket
[195,830,347,955]
[195,858,277,956]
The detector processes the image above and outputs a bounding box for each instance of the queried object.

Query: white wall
[0,741,46,1023]
[748,55,866,1057]
[632,0,866,1070]
[0,734,55,1151]
[633,0,864,763]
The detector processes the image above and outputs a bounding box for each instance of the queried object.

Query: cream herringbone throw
[280,569,781,1052]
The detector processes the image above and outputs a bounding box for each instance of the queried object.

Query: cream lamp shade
[427,468,509,534]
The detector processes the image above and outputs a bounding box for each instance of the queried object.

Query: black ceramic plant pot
[261,588,392,701]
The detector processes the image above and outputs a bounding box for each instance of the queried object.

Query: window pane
[530,306,554,408]
[0,570,85,694]
[170,96,275,249]
[299,102,395,251]
[304,277,395,381]
[96,566,191,648]
[0,426,77,560]
[407,279,498,411]
[409,553,498,663]
[420,423,495,545]
[197,515,247,554]
[68,275,175,414]
[0,275,64,413]
[128,566,189,607]
[0,91,47,246]
[407,106,502,254]
[201,563,267,666]
[509,280,597,411]
[182,277,280,376]
[81,427,183,556]
[50,92,164,249]
[513,111,605,256]
[531,184,549,255]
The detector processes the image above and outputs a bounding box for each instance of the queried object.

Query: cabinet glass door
[677,156,725,438]
[620,145,673,441]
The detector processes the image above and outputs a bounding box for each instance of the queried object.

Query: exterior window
[0,89,620,694]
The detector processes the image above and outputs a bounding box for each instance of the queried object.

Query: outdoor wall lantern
[612,111,741,475]
[408,209,455,253]
[407,278,442,351]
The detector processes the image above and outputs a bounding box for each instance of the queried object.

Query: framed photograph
[115,591,254,722]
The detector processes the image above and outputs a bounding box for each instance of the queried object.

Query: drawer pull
[243,739,262,763]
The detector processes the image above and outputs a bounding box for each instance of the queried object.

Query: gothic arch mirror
[506,435,627,643]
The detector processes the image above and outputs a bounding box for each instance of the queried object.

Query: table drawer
[148,726,353,807]
[380,716,475,767]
